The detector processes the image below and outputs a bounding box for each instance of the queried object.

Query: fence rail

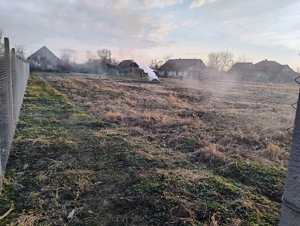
[0,37,29,192]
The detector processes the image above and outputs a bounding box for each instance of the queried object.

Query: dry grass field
[0,73,298,225]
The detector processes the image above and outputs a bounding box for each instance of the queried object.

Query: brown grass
[43,75,297,165]
[105,111,124,122]
[259,142,290,162]
[190,144,227,163]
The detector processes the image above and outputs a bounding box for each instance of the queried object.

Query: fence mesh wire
[0,38,29,192]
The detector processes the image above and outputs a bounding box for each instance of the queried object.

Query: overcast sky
[1,0,300,69]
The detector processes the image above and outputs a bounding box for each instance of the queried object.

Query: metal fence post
[279,91,300,225]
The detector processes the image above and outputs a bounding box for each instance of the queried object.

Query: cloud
[189,0,218,9]
[139,0,183,8]
[189,0,205,9]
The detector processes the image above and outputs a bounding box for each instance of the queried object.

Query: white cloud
[189,0,205,9]
[189,0,218,9]
[139,0,183,8]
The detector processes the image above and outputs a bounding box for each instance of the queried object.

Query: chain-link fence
[0,37,29,192]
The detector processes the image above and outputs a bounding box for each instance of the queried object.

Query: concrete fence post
[2,38,13,174]
[280,92,300,225]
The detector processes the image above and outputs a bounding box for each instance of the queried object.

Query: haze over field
[1,0,299,68]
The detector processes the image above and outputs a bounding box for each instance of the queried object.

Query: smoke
[143,66,158,81]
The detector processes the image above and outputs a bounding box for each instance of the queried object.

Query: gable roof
[239,60,300,77]
[27,46,58,60]
[158,59,206,71]
[227,62,253,73]
[251,60,282,71]
[27,46,72,71]
[118,60,139,68]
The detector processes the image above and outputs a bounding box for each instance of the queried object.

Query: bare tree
[97,48,111,64]
[0,28,3,42]
[207,51,234,71]
[110,58,119,66]
[86,50,95,62]
[60,48,76,63]
[15,44,26,59]
[236,54,252,63]
[149,58,163,70]
[163,54,172,62]
[150,54,172,70]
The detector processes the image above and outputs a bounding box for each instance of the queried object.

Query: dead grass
[47,75,296,164]
[169,93,190,109]
[260,142,290,162]
[105,111,124,122]
[14,213,40,226]
[190,144,227,163]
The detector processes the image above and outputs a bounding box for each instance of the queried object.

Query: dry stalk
[0,201,14,220]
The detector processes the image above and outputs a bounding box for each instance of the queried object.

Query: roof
[27,46,72,71]
[227,62,253,73]
[251,60,282,71]
[238,60,300,77]
[27,46,58,60]
[118,60,139,68]
[158,59,206,71]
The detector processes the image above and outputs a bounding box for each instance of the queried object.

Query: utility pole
[279,86,300,225]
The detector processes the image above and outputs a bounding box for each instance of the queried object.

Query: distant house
[140,69,148,77]
[158,59,207,79]
[27,46,72,72]
[118,60,140,74]
[206,66,219,79]
[227,62,253,80]
[243,60,299,83]
[107,64,120,76]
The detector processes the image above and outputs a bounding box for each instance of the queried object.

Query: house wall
[167,71,177,77]
[159,71,165,76]
[243,71,268,82]
[188,61,206,71]
[119,66,140,75]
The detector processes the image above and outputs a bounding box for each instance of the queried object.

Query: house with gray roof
[243,60,299,83]
[27,46,72,72]
[227,62,253,80]
[158,59,207,79]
